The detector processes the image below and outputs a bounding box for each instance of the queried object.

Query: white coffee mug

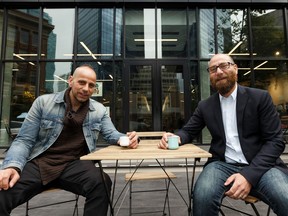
[119,136,130,147]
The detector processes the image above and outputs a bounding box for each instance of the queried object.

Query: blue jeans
[193,161,288,216]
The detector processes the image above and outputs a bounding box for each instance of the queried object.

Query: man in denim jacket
[0,64,139,216]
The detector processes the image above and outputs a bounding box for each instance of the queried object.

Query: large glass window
[199,9,214,58]
[77,8,115,60]
[251,9,285,57]
[1,4,288,147]
[5,9,40,60]
[216,8,249,57]
[157,8,187,58]
[42,9,75,59]
[125,8,156,59]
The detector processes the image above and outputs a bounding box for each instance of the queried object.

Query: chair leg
[25,201,29,216]
[73,195,79,216]
[250,203,260,216]
[129,181,132,216]
[162,179,171,216]
[266,206,271,216]
[25,193,79,216]
[219,208,225,216]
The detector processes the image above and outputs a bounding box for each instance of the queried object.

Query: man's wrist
[6,167,21,174]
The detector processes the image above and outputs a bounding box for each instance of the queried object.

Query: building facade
[1,0,288,148]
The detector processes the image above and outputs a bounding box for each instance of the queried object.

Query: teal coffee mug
[168,136,179,150]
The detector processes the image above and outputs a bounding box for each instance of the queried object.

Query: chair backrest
[4,122,17,140]
[137,131,165,139]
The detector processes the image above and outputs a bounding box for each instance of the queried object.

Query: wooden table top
[80,139,212,160]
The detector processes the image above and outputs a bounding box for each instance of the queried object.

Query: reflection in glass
[115,9,123,58]
[236,60,251,87]
[91,62,114,110]
[216,9,249,57]
[41,62,71,94]
[43,9,75,59]
[254,60,287,92]
[199,9,214,58]
[129,65,152,131]
[200,61,210,99]
[251,9,285,57]
[115,62,124,131]
[78,8,114,60]
[157,9,187,58]
[189,9,197,57]
[0,10,3,55]
[190,61,199,112]
[253,60,288,117]
[6,9,40,60]
[125,9,156,59]
[161,65,184,132]
[1,62,36,139]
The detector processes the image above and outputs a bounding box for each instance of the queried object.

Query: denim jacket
[1,89,125,171]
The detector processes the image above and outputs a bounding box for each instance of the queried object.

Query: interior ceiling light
[134,39,178,42]
[243,61,276,76]
[13,53,36,66]
[80,41,97,60]
[209,53,256,56]
[80,42,102,65]
[54,75,68,83]
[228,41,243,54]
[13,53,45,57]
[209,41,256,56]
[13,53,25,60]
[63,54,113,56]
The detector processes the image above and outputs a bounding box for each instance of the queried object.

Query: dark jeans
[0,160,112,216]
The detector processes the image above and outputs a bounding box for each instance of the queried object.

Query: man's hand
[224,173,252,200]
[158,132,181,149]
[126,131,139,149]
[0,168,20,191]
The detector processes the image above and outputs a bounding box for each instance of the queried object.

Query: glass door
[160,62,188,132]
[125,62,155,132]
[124,61,189,132]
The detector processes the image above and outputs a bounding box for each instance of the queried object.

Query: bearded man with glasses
[159,53,288,216]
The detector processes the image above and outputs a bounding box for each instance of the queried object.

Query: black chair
[220,195,270,216]
[125,170,176,216]
[25,188,80,216]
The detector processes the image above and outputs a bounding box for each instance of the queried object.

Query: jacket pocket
[39,119,56,140]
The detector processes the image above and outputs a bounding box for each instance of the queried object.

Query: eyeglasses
[207,62,235,74]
